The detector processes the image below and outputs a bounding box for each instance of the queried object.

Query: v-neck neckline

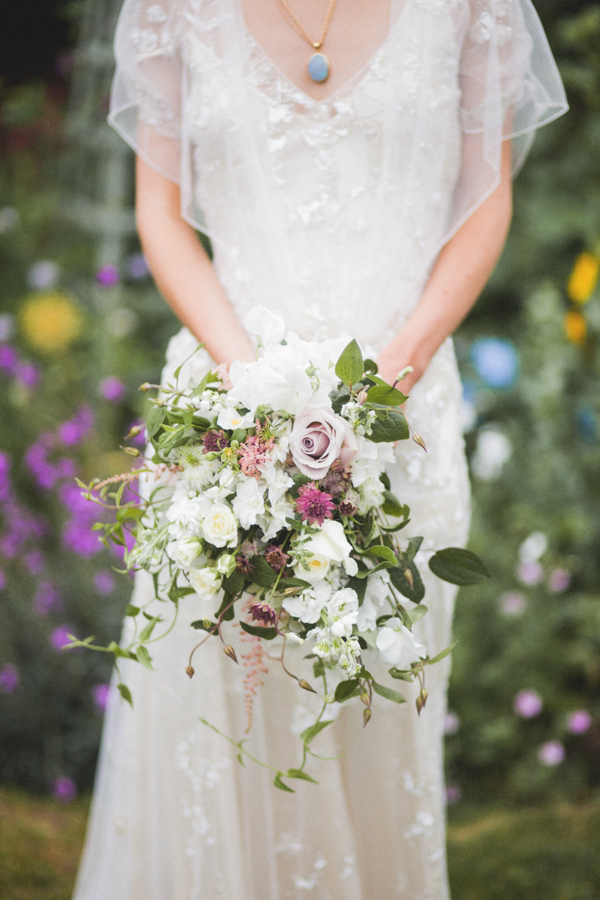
[239,0,409,108]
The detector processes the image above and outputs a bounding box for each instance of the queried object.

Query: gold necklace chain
[275,0,339,50]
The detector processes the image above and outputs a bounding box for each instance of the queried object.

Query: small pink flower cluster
[237,422,275,478]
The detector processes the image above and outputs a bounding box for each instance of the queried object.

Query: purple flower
[548,568,571,593]
[0,344,18,373]
[58,406,94,446]
[94,572,115,595]
[100,376,126,403]
[34,581,62,615]
[446,783,462,805]
[517,561,544,587]
[295,483,335,526]
[15,361,40,389]
[24,550,46,575]
[0,664,19,693]
[499,591,527,617]
[264,544,289,573]
[50,626,73,651]
[444,711,460,735]
[96,264,120,287]
[538,740,565,766]
[93,683,110,709]
[62,520,102,557]
[514,689,543,719]
[567,710,592,735]
[50,776,77,803]
[249,601,278,625]
[127,254,149,279]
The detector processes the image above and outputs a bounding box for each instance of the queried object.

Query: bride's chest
[179,0,468,154]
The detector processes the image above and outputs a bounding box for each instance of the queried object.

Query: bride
[73,0,566,897]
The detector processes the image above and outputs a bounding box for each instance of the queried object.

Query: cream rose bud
[376,618,427,669]
[188,566,222,599]
[169,536,203,569]
[202,504,238,548]
[216,553,237,576]
[289,403,359,479]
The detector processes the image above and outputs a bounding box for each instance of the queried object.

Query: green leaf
[389,668,415,681]
[363,358,378,374]
[231,428,247,444]
[300,719,334,745]
[191,619,215,632]
[404,536,423,565]
[248,555,278,587]
[146,404,166,439]
[136,645,153,670]
[222,569,244,596]
[390,563,425,603]
[363,544,398,565]
[285,768,319,784]
[240,621,278,640]
[366,384,408,406]
[427,641,457,665]
[381,490,405,517]
[428,548,490,585]
[279,576,312,590]
[125,604,140,617]
[334,678,361,702]
[117,683,133,705]
[335,339,364,386]
[274,773,295,793]
[139,616,160,642]
[369,409,409,443]
[372,681,406,704]
[408,603,428,625]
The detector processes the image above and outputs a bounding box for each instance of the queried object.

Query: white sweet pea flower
[328,587,359,638]
[216,406,254,430]
[356,571,391,632]
[228,359,314,419]
[201,504,238,548]
[168,536,203,570]
[232,478,266,529]
[302,520,358,578]
[376,618,426,669]
[244,306,286,346]
[258,495,295,541]
[282,582,329,623]
[166,489,207,539]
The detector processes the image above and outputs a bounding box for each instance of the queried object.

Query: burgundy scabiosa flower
[203,429,229,453]
[295,483,335,526]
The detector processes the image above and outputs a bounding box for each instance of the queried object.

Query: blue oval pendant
[307,52,330,84]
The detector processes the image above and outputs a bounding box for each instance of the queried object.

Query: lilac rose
[290,404,359,479]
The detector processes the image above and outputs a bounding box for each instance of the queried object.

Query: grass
[0,788,599,899]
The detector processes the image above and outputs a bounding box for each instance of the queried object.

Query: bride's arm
[375,141,513,392]
[135,157,255,366]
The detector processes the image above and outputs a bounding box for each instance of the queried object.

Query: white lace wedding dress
[72,1,566,897]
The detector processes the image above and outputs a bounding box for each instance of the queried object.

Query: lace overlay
[73,1,565,897]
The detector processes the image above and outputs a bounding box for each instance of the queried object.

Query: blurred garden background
[0,0,599,897]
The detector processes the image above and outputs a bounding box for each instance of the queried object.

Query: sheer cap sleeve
[108,0,184,185]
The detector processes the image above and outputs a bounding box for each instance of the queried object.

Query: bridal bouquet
[76,307,487,789]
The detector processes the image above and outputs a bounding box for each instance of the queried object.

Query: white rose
[169,536,203,569]
[302,520,358,577]
[188,566,222,599]
[376,618,426,669]
[202,504,238,548]
[232,478,265,529]
[294,552,331,584]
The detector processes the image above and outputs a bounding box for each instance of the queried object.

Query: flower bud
[356,389,368,405]
[395,366,413,382]
[185,666,195,678]
[125,424,144,440]
[123,447,140,457]
[416,688,428,715]
[360,691,371,707]
[139,382,152,392]
[412,433,427,452]
[224,644,238,664]
[298,679,317,693]
[363,707,372,727]
[404,568,414,587]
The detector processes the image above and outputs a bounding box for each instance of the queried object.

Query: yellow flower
[567,252,599,305]
[20,291,84,353]
[564,310,587,345]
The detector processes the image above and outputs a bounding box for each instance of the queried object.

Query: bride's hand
[374,343,428,397]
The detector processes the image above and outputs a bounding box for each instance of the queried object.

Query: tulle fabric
[108,0,567,260]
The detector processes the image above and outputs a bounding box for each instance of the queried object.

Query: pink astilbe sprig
[238,616,270,733]
[295,483,335,526]
[237,421,275,477]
